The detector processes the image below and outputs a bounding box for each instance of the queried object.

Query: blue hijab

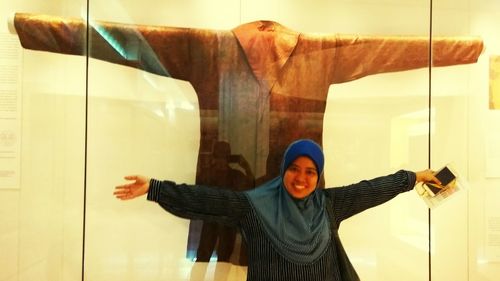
[244,139,330,263]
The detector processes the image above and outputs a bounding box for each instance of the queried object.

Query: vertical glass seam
[428,1,433,281]
[81,0,90,280]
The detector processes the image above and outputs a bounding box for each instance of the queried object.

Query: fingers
[113,188,129,196]
[113,186,131,198]
[114,184,130,190]
[115,193,135,200]
[427,170,441,185]
[431,175,442,185]
[114,175,149,200]
[124,175,138,180]
[113,187,138,200]
[113,182,136,200]
[115,177,143,190]
[416,169,441,184]
[424,170,441,185]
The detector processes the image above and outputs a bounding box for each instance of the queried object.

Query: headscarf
[244,139,330,263]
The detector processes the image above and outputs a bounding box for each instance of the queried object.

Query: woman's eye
[306,170,317,176]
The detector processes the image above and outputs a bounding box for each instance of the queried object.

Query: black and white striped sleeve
[324,170,416,225]
[147,179,250,227]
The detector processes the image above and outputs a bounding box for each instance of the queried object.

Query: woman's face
[283,156,318,199]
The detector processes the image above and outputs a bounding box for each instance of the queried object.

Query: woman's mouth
[294,184,306,190]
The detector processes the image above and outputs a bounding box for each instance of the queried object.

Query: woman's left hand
[415,169,441,185]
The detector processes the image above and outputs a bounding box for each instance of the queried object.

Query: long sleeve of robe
[12,12,483,181]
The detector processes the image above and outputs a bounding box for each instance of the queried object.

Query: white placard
[0,33,21,189]
[485,186,500,262]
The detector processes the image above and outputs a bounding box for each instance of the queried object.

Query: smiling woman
[283,156,319,199]
[280,140,323,199]
[114,139,439,281]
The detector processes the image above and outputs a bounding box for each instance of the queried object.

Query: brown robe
[13,13,484,264]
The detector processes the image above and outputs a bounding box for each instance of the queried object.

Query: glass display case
[0,0,497,280]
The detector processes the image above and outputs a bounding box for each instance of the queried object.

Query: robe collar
[232,21,299,89]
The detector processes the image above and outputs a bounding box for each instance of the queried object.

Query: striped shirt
[147,170,416,281]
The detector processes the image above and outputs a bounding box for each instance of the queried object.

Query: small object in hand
[424,166,456,196]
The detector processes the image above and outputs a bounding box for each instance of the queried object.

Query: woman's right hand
[113,175,151,200]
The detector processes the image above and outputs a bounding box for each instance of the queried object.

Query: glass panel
[429,1,475,280]
[317,2,431,280]
[432,1,500,281]
[85,1,241,281]
[1,1,86,281]
[86,0,433,280]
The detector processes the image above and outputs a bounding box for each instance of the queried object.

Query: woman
[114,139,439,281]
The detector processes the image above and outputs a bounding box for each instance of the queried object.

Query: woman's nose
[295,171,306,181]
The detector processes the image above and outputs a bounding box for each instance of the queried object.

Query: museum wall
[0,0,497,281]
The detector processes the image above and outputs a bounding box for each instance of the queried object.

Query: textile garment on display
[12,13,484,264]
